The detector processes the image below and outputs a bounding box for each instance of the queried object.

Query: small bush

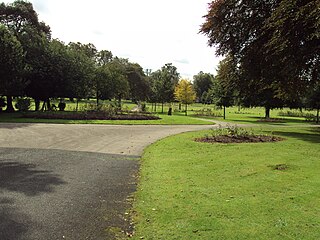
[15,98,31,112]
[58,102,66,111]
[82,103,118,116]
[210,124,254,138]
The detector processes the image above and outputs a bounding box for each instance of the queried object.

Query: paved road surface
[0,123,214,240]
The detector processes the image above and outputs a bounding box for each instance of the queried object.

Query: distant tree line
[0,1,191,112]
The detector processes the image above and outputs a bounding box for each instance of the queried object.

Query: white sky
[6,0,222,79]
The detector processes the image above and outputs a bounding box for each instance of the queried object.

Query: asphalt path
[0,123,214,240]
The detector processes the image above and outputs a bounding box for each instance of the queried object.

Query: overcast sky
[6,0,222,79]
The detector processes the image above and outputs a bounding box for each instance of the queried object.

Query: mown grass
[132,126,320,239]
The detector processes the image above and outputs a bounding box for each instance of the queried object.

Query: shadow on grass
[228,116,309,125]
[272,128,320,144]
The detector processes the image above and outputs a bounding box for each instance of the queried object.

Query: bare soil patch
[22,111,160,120]
[195,135,283,144]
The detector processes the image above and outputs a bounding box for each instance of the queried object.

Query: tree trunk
[161,102,164,113]
[41,101,46,111]
[223,106,226,120]
[265,107,270,119]
[155,103,157,112]
[185,103,188,116]
[46,99,51,111]
[238,105,241,112]
[34,99,40,111]
[5,95,15,112]
[179,103,181,111]
[316,108,319,124]
[118,96,122,110]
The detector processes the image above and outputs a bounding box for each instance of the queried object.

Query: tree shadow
[272,128,320,144]
[0,161,66,196]
[0,197,31,240]
[0,123,33,129]
[0,160,66,239]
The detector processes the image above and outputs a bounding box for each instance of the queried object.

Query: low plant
[15,98,31,112]
[210,124,254,138]
[58,102,66,111]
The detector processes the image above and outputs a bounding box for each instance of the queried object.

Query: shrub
[82,103,117,116]
[15,98,31,112]
[58,102,66,111]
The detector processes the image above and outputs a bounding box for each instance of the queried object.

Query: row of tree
[0,1,193,113]
[200,0,320,120]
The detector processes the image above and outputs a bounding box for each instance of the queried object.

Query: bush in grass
[82,103,117,116]
[210,124,254,138]
[15,98,31,112]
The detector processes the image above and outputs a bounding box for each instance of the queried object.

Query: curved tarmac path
[0,123,214,240]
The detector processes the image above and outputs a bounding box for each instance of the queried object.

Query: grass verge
[132,126,320,239]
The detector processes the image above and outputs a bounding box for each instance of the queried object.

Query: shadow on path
[0,161,66,196]
[0,159,66,240]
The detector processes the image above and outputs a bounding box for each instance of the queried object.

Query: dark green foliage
[200,0,320,117]
[15,97,31,112]
[193,71,214,102]
[58,102,66,111]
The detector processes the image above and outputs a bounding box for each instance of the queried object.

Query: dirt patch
[195,135,283,144]
[269,163,289,171]
[22,112,160,121]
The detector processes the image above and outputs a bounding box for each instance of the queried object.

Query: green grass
[191,106,318,125]
[133,126,320,239]
[0,112,213,125]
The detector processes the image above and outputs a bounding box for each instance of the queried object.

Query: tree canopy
[201,0,320,117]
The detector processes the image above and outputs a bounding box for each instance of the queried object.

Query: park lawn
[0,112,213,125]
[191,106,318,125]
[132,126,320,239]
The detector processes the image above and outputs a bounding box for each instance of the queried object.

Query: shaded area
[0,161,65,196]
[0,122,32,129]
[272,128,320,144]
[0,197,31,240]
[0,147,139,240]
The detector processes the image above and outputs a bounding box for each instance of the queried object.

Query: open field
[132,126,320,239]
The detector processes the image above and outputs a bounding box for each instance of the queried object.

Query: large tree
[174,79,196,116]
[200,0,320,118]
[152,63,180,113]
[0,0,51,111]
[126,63,150,102]
[193,71,214,102]
[0,25,25,112]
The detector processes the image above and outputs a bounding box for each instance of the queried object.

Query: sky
[6,0,222,79]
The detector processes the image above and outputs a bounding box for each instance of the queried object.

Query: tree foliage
[174,79,196,116]
[201,0,320,117]
[193,71,214,102]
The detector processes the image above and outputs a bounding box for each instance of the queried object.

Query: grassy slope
[133,126,320,239]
